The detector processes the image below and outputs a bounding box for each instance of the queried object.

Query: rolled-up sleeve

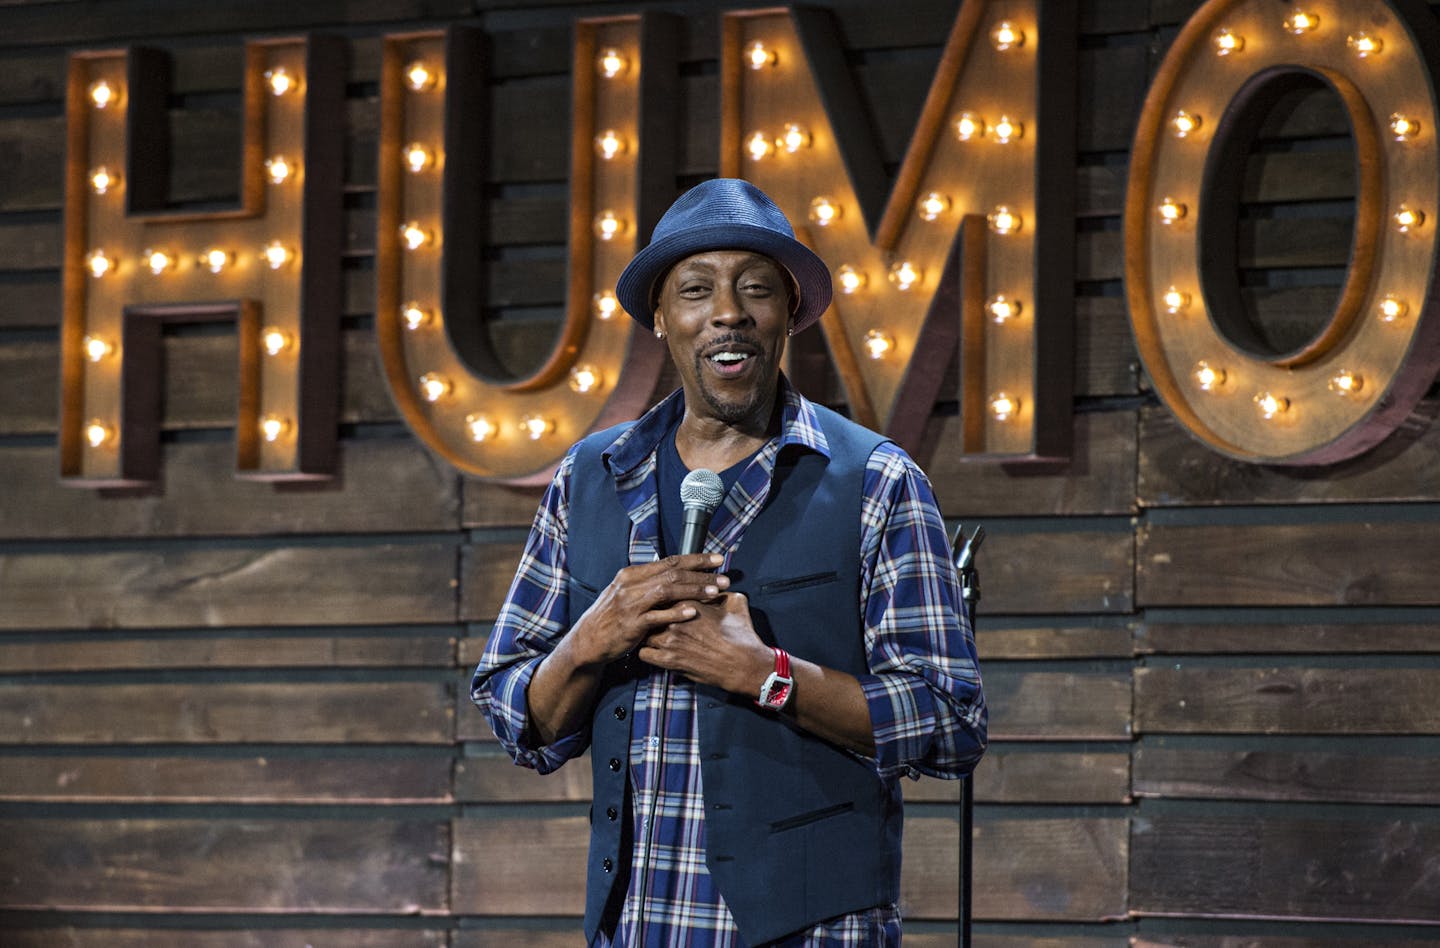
[854,445,987,781]
[470,449,591,774]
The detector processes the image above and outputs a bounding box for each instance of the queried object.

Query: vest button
[613,706,627,720]
[609,757,622,772]
[607,806,618,821]
[602,857,614,873]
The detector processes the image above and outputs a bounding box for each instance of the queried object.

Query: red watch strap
[773,646,790,678]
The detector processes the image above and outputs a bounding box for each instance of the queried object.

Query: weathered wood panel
[1136,621,1440,654]
[985,669,1133,741]
[0,931,449,948]
[0,631,455,671]
[1130,813,1440,923]
[1134,937,1440,948]
[1138,520,1440,607]
[972,817,1128,921]
[1135,666,1440,734]
[0,753,453,802]
[0,682,453,744]
[977,622,1136,660]
[0,540,458,630]
[1133,743,1440,805]
[0,440,460,539]
[1138,405,1440,507]
[0,818,450,913]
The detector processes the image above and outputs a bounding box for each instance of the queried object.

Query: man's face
[653,251,791,428]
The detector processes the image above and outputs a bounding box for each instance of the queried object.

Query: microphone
[679,468,725,555]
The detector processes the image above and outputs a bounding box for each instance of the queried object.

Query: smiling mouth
[706,349,755,377]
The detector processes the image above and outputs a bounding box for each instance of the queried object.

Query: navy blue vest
[567,405,898,945]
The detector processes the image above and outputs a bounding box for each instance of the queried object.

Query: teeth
[711,351,748,364]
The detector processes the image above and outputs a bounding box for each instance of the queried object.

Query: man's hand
[637,591,772,696]
[569,554,729,668]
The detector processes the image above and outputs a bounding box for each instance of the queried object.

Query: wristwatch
[756,646,794,711]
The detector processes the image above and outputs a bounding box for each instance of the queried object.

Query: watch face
[759,672,793,709]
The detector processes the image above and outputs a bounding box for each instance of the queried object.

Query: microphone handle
[679,507,710,555]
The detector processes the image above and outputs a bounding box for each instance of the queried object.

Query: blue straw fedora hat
[616,178,833,334]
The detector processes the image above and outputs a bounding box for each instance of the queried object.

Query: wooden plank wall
[1,0,1438,943]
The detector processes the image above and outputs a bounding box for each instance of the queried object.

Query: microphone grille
[680,468,725,511]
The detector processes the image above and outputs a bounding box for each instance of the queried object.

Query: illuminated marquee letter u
[722,2,1076,459]
[59,37,346,487]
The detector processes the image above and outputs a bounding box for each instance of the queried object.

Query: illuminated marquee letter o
[1125,0,1440,464]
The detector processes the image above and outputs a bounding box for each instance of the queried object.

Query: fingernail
[709,554,724,564]
[704,586,719,597]
[716,575,730,588]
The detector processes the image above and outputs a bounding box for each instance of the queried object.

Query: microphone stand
[951,524,985,948]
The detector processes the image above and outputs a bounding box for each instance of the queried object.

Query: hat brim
[615,222,833,334]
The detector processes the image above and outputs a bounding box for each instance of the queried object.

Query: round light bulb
[1158,197,1188,224]
[1377,294,1408,323]
[401,301,432,331]
[89,79,116,109]
[82,335,113,362]
[1393,204,1424,233]
[594,210,625,242]
[568,364,603,393]
[808,196,841,227]
[86,249,114,279]
[597,48,627,79]
[863,329,895,360]
[403,142,433,174]
[261,241,292,270]
[1170,110,1202,138]
[954,111,986,142]
[520,414,553,440]
[1163,286,1191,314]
[991,21,1024,51]
[1390,113,1420,142]
[265,155,293,185]
[836,265,867,295]
[261,327,292,356]
[593,291,621,321]
[403,61,436,92]
[989,392,1019,422]
[992,115,1023,143]
[199,248,232,274]
[418,372,451,403]
[1192,360,1226,391]
[465,414,497,442]
[400,221,431,251]
[260,414,291,442]
[747,41,777,69]
[917,191,951,222]
[887,261,921,291]
[89,166,118,195]
[84,419,113,448]
[1347,32,1382,57]
[1213,29,1244,55]
[780,123,811,153]
[264,68,295,97]
[1254,391,1290,419]
[1283,10,1319,34]
[987,295,1021,323]
[143,248,174,275]
[1328,370,1364,396]
[987,205,1021,234]
[594,130,626,161]
[746,130,773,161]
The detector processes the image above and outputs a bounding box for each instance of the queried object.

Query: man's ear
[652,308,667,337]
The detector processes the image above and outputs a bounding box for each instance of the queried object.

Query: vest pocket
[758,570,838,595]
[768,800,855,833]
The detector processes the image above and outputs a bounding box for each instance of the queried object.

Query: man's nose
[709,284,752,325]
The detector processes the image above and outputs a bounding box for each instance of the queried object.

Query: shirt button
[607,806,618,821]
[602,857,614,873]
[608,757,622,772]
[613,706,627,720]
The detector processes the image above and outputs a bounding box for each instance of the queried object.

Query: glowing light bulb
[808,196,841,227]
[991,115,1023,143]
[1170,110,1202,138]
[593,291,621,321]
[1284,10,1319,34]
[1393,204,1424,233]
[780,123,811,153]
[1377,294,1408,323]
[917,191,951,222]
[199,248,232,274]
[954,111,986,142]
[82,335,113,362]
[261,327,292,356]
[84,419,113,448]
[836,265,867,294]
[1347,32,1382,57]
[568,364,603,393]
[86,250,114,279]
[989,392,1019,422]
[1163,286,1191,314]
[597,48,628,79]
[265,155,293,185]
[746,130,773,161]
[1390,113,1420,141]
[520,414,553,440]
[887,261,921,291]
[991,21,1024,51]
[594,130,626,161]
[418,372,451,403]
[465,414,497,442]
[594,210,625,242]
[1158,197,1187,224]
[261,241,292,270]
[403,142,433,174]
[1328,370,1364,396]
[264,67,295,96]
[260,414,291,442]
[987,205,1021,235]
[89,79,116,109]
[1254,391,1290,419]
[401,301,432,331]
[1192,360,1226,391]
[747,41,777,69]
[863,329,895,360]
[143,248,174,275]
[400,221,432,251]
[987,296,1021,323]
[89,166,118,195]
[403,61,435,92]
[1213,29,1244,55]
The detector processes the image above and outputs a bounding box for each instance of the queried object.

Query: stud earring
[655,329,665,340]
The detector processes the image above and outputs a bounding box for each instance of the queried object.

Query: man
[472,178,986,946]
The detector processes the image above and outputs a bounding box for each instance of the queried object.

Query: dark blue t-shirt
[655,424,759,557]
